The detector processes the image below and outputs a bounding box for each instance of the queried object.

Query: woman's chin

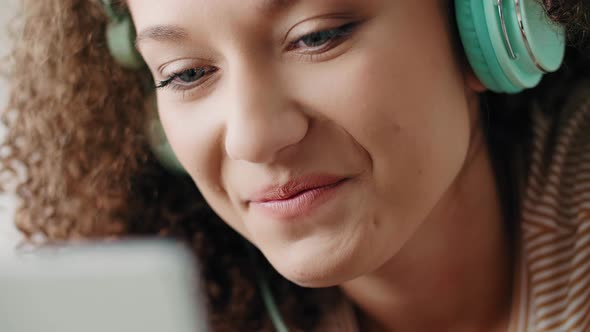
[281,266,349,288]
[267,243,362,288]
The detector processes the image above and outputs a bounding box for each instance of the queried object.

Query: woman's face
[129,0,479,287]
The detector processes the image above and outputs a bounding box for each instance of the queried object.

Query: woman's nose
[224,65,309,164]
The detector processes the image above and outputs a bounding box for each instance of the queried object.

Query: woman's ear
[464,65,487,93]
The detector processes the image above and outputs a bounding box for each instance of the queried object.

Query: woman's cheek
[158,97,215,168]
[158,98,249,233]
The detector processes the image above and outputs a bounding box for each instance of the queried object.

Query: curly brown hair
[1,0,589,331]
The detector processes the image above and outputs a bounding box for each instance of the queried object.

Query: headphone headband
[513,0,552,73]
[497,0,517,59]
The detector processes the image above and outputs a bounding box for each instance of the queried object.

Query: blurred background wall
[0,0,21,254]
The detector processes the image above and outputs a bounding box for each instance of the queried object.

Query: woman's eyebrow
[257,0,299,14]
[135,25,189,50]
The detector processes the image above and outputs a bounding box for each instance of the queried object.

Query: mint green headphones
[456,0,565,93]
[101,0,566,92]
[100,0,143,69]
[98,0,185,173]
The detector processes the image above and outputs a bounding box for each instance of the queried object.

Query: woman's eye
[156,67,217,91]
[290,22,359,51]
[176,68,203,83]
[300,30,337,47]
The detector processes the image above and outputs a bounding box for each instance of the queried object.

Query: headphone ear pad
[145,95,187,174]
[455,0,521,93]
[106,16,144,69]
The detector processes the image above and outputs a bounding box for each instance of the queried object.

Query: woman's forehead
[127,0,381,22]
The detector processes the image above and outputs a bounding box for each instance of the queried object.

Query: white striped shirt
[512,80,590,332]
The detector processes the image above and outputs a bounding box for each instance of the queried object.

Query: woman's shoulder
[514,80,590,331]
[523,79,590,231]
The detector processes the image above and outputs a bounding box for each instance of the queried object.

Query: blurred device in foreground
[0,239,209,332]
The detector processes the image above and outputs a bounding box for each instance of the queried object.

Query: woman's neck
[340,126,516,332]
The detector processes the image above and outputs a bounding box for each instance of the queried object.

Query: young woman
[3,0,590,331]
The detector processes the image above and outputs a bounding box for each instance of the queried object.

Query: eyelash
[155,67,218,91]
[155,21,361,92]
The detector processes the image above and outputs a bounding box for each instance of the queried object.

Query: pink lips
[248,175,349,220]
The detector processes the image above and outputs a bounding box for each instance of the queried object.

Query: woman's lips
[248,176,349,220]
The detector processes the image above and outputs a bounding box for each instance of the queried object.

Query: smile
[248,176,350,220]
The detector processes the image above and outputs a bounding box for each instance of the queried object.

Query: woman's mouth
[248,175,350,220]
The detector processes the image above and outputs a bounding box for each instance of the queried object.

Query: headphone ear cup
[455,0,522,93]
[145,95,187,174]
[455,0,566,94]
[99,2,186,174]
[106,16,144,70]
